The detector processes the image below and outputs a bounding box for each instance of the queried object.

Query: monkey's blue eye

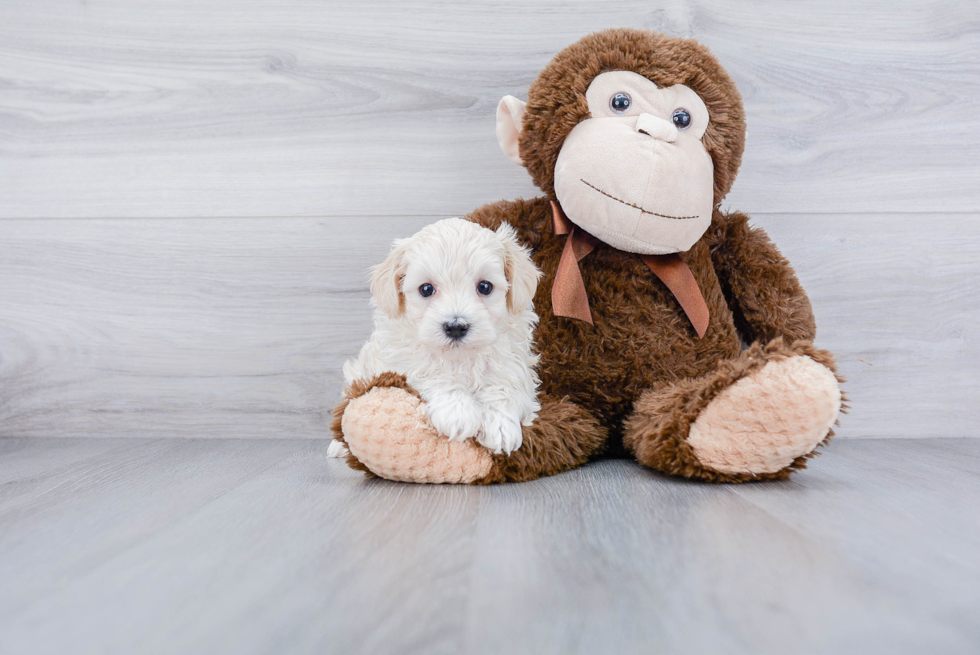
[671,108,692,129]
[610,92,632,113]
[419,283,435,297]
[477,280,493,296]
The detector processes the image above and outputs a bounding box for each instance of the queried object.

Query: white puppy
[330,217,542,457]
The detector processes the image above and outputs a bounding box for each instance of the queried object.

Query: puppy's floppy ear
[497,222,541,314]
[370,238,410,318]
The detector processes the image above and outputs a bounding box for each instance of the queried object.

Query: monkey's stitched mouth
[580,179,698,220]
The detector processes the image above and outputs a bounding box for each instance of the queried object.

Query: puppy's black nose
[442,320,469,341]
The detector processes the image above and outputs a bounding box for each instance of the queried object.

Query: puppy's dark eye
[671,108,692,130]
[610,92,632,113]
[419,283,435,298]
[477,280,493,296]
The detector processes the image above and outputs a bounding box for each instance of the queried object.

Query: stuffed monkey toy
[332,28,844,484]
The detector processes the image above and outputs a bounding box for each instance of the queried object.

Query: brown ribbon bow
[550,200,710,338]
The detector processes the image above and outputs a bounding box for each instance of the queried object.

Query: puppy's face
[371,218,540,355]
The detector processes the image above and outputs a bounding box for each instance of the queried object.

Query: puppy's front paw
[479,409,523,455]
[425,393,482,442]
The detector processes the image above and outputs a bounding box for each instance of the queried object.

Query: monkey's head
[496,29,745,255]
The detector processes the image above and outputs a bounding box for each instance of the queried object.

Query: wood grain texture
[1,437,978,654]
[1,0,978,218]
[0,213,977,440]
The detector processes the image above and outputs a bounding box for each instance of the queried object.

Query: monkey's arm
[706,210,816,344]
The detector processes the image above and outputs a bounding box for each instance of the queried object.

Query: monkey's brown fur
[335,29,843,484]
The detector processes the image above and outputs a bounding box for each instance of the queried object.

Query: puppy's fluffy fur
[332,218,542,456]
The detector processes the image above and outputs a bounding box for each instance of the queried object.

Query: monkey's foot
[686,355,842,475]
[625,339,844,482]
[340,386,493,484]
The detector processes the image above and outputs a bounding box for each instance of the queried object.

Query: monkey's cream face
[553,71,714,255]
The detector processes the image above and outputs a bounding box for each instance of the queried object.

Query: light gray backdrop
[2,0,978,440]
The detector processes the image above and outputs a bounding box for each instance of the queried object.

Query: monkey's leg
[333,373,606,484]
[332,372,492,483]
[623,339,844,483]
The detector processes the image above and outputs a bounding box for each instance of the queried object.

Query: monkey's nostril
[442,320,470,341]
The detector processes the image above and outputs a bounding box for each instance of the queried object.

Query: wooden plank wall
[1,0,978,440]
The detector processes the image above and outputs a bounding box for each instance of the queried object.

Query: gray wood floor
[2,437,978,655]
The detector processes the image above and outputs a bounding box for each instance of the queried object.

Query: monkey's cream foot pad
[342,385,493,483]
[687,355,842,475]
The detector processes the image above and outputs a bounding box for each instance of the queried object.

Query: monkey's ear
[496,95,527,165]
[369,239,409,319]
[497,222,541,314]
